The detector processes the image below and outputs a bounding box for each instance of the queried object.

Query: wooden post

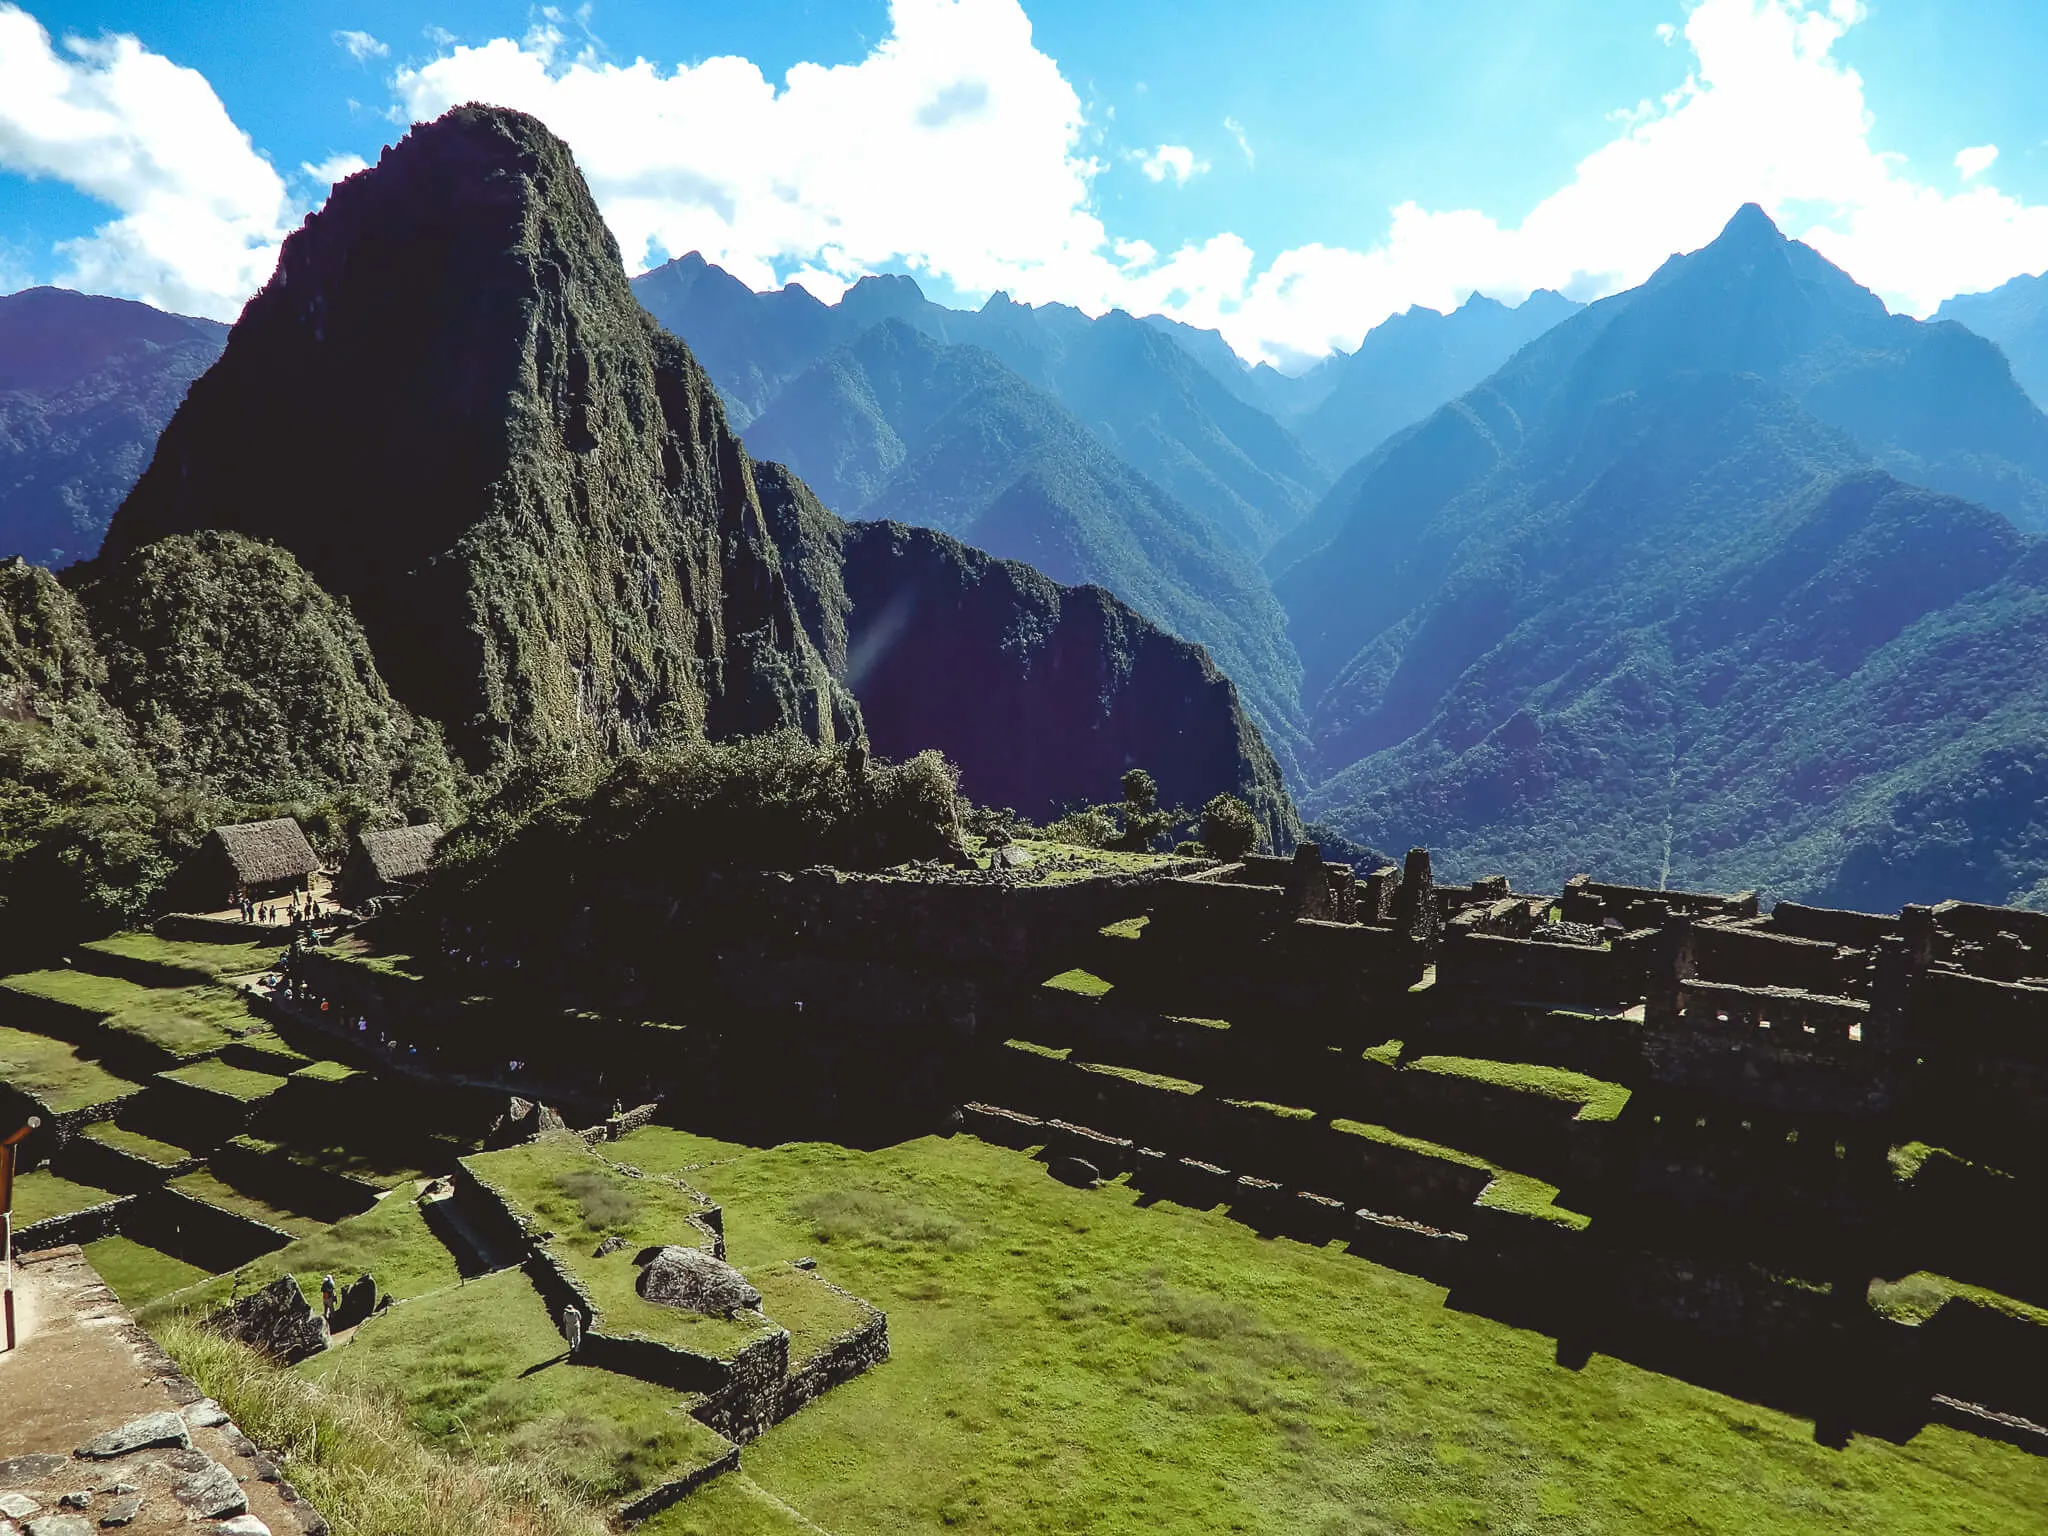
[2,1116,42,1352]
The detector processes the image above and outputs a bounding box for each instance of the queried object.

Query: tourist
[562,1302,583,1356]
[320,1274,338,1322]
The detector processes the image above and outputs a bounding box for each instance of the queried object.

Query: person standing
[562,1301,583,1356]
[320,1273,338,1323]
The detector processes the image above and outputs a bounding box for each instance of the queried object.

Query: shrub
[1200,793,1261,861]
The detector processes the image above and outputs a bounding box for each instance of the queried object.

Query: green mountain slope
[754,462,1300,849]
[0,288,226,568]
[101,106,855,765]
[1282,206,2048,904]
[1936,269,2048,410]
[742,321,1309,773]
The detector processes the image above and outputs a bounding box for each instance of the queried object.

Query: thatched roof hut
[338,822,443,906]
[194,817,321,905]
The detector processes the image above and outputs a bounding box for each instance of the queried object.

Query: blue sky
[5,0,2048,364]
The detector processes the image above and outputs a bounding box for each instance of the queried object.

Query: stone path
[0,1246,324,1536]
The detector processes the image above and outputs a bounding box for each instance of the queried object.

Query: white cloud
[1136,143,1205,185]
[0,3,292,319]
[301,152,369,186]
[9,0,2048,367]
[1956,143,1998,180]
[333,29,389,63]
[1223,115,1252,167]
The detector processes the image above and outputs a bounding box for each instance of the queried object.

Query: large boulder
[484,1096,566,1148]
[635,1245,761,1317]
[206,1275,329,1364]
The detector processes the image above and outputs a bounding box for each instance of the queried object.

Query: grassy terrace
[304,1266,738,1507]
[1867,1271,2048,1328]
[290,1058,361,1084]
[651,1130,2048,1536]
[1043,968,1113,997]
[1407,1052,1633,1121]
[232,1131,436,1190]
[167,1168,329,1238]
[80,1119,195,1167]
[158,1058,290,1103]
[226,1032,315,1071]
[0,1024,137,1113]
[11,1167,119,1226]
[86,1234,215,1306]
[148,1188,464,1319]
[465,1136,768,1358]
[80,931,286,981]
[967,840,1200,885]
[1,970,256,1059]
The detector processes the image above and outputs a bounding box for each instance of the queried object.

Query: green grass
[1,970,257,1058]
[159,1058,290,1102]
[982,840,1194,885]
[148,1188,466,1321]
[80,931,286,980]
[229,1032,316,1070]
[291,1058,362,1083]
[1043,968,1112,997]
[1223,1098,1317,1121]
[303,1267,738,1504]
[645,1131,2048,1535]
[156,1312,613,1536]
[1408,1053,1634,1121]
[168,1168,328,1237]
[85,1234,214,1307]
[605,1125,754,1177]
[1081,1061,1202,1095]
[10,1167,118,1225]
[1328,1116,1495,1170]
[80,1119,193,1166]
[1362,1037,1404,1066]
[1474,1172,1593,1230]
[465,1136,770,1357]
[0,1023,138,1113]
[1002,1038,1071,1062]
[1867,1272,2048,1329]
[638,1474,829,1536]
[1098,916,1149,940]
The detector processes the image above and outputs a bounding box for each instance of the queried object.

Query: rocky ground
[0,1245,322,1536]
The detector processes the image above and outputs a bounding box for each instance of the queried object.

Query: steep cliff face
[102,105,853,763]
[753,461,1301,850]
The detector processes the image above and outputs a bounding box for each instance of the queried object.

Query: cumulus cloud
[333,29,389,63]
[9,0,2048,366]
[1955,143,1998,180]
[1136,143,1205,185]
[0,3,292,319]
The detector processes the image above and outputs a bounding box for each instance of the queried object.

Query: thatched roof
[209,817,321,885]
[356,822,442,884]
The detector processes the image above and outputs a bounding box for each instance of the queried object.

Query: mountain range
[0,288,225,569]
[1275,203,2048,908]
[1937,270,2048,413]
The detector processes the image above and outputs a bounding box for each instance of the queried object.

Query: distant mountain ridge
[1276,204,2048,907]
[0,288,226,568]
[1936,270,2048,411]
[740,319,1308,772]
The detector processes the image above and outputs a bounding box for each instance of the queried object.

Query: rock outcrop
[205,1275,329,1365]
[635,1244,761,1317]
[103,105,855,765]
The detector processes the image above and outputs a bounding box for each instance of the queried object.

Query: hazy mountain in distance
[1279,204,2048,908]
[0,288,226,568]
[1936,270,2048,409]
[634,254,1327,557]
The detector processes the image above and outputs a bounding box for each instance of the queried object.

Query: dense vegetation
[0,286,226,568]
[100,105,853,765]
[1279,206,2048,906]
[754,464,1300,853]
[0,535,456,958]
[1936,269,2048,414]
[741,320,1309,772]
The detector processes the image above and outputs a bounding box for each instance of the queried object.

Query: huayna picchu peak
[102,105,855,763]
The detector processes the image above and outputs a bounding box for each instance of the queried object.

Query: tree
[1116,767,1176,852]
[1199,793,1260,861]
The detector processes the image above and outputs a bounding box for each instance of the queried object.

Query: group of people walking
[241,891,325,926]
